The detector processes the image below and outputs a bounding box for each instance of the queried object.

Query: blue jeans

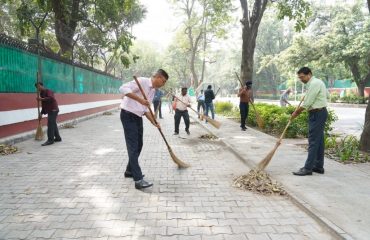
[120,109,144,181]
[239,102,249,128]
[205,102,215,120]
[304,108,328,170]
[197,100,205,117]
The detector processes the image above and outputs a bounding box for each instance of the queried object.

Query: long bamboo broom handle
[277,96,306,143]
[133,76,172,148]
[215,87,221,97]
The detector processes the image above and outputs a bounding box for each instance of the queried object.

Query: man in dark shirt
[35,82,62,146]
[204,85,215,121]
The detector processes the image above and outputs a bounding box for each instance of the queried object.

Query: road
[217,97,366,138]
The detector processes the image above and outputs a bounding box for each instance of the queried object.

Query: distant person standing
[237,81,253,131]
[35,82,62,146]
[196,89,205,119]
[292,67,328,176]
[174,87,191,135]
[204,85,215,121]
[280,88,292,107]
[153,89,164,119]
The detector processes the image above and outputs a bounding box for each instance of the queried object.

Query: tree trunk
[240,27,257,82]
[360,100,370,152]
[239,0,268,83]
[349,61,364,97]
[368,0,370,13]
[51,0,80,56]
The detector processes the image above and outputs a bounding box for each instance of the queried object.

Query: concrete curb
[0,108,119,145]
[190,114,350,240]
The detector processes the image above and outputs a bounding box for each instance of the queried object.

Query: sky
[132,0,180,49]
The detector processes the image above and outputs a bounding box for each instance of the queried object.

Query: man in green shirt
[291,67,328,176]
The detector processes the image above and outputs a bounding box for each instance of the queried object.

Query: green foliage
[275,0,312,32]
[214,101,233,113]
[329,91,368,104]
[215,102,337,138]
[329,92,340,103]
[340,93,366,104]
[325,135,370,163]
[5,0,145,70]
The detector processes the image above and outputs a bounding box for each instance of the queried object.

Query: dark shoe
[186,130,190,135]
[124,171,144,178]
[41,141,54,146]
[135,179,153,189]
[293,168,312,176]
[54,137,62,142]
[241,127,246,131]
[312,167,325,174]
[174,132,179,135]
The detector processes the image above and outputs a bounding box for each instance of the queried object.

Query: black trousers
[120,109,144,181]
[47,110,61,142]
[239,102,249,128]
[174,109,190,133]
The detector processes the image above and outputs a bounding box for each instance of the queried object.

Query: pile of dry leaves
[233,169,286,196]
[0,144,18,155]
[199,134,218,140]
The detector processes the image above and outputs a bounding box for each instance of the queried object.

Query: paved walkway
[200,111,370,240]
[0,109,335,239]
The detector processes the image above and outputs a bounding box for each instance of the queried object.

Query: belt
[309,107,326,112]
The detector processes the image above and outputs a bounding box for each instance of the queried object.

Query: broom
[35,71,44,140]
[235,72,264,129]
[257,96,305,170]
[168,92,221,129]
[133,76,190,168]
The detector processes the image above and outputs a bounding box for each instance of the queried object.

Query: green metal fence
[0,45,122,94]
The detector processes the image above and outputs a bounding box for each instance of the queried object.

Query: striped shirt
[119,77,155,117]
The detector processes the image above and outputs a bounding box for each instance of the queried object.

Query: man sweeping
[119,69,169,189]
[291,67,328,176]
[35,82,62,146]
[238,81,253,131]
[174,87,191,135]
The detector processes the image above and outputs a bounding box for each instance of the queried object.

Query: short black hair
[34,82,43,87]
[181,87,187,91]
[207,85,212,89]
[297,67,312,75]
[156,69,169,80]
[245,81,252,86]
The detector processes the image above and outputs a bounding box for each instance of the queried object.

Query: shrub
[340,93,365,104]
[215,102,337,138]
[325,135,370,163]
[329,92,340,103]
[215,101,233,114]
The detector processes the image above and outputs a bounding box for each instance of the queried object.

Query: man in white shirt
[174,87,191,135]
[119,69,169,189]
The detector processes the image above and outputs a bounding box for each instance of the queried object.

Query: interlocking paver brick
[0,111,334,239]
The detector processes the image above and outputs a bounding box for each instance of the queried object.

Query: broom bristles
[169,147,190,168]
[257,143,280,170]
[204,116,221,129]
[35,122,44,140]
